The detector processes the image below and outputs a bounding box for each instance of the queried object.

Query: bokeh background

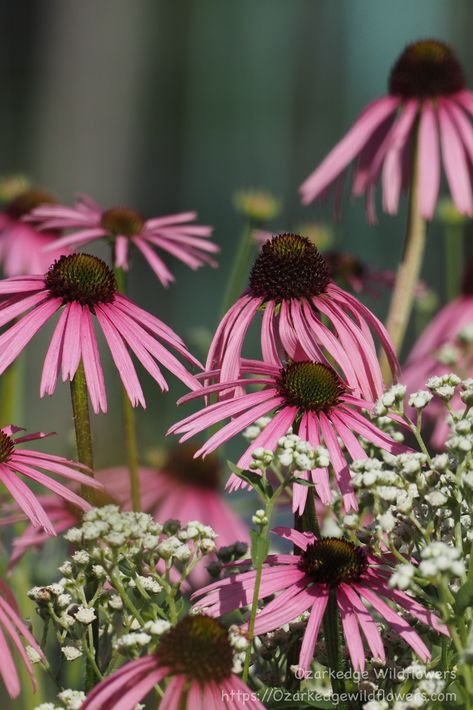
[0,0,472,464]
[2,0,473,707]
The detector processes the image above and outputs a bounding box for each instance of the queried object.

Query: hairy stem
[382,136,427,379]
[220,220,255,317]
[114,265,141,511]
[70,360,95,502]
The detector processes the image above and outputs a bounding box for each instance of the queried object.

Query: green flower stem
[114,265,141,512]
[70,360,95,503]
[242,481,285,683]
[0,357,23,425]
[382,135,427,380]
[323,589,345,698]
[220,220,256,318]
[110,571,144,625]
[302,489,321,537]
[445,223,464,302]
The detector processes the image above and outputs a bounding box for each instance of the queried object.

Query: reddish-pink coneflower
[26,193,217,286]
[301,39,473,221]
[192,527,448,673]
[0,579,44,698]
[0,189,69,276]
[0,253,201,413]
[82,615,264,710]
[96,447,249,587]
[0,426,100,535]
[206,233,398,401]
[169,358,406,511]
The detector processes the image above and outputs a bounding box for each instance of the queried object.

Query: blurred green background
[0,0,472,461]
[2,0,473,707]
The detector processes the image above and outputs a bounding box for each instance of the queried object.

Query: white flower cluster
[34,689,86,710]
[276,434,329,471]
[374,384,406,416]
[426,373,461,401]
[419,541,465,580]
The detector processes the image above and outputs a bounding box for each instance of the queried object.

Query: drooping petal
[417,102,441,220]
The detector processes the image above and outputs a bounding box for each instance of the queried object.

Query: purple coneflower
[0,253,201,413]
[169,357,406,511]
[82,615,264,710]
[206,233,398,402]
[0,579,44,698]
[192,527,449,673]
[0,189,69,275]
[301,39,473,221]
[0,426,100,534]
[26,193,217,286]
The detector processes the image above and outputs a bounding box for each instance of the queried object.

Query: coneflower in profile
[0,188,69,275]
[206,232,398,402]
[169,356,406,511]
[0,426,100,534]
[301,39,473,221]
[82,615,264,710]
[26,193,217,286]
[0,253,201,413]
[192,528,449,673]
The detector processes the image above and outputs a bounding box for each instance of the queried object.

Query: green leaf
[290,476,315,487]
[227,460,273,498]
[250,530,269,567]
[454,579,473,615]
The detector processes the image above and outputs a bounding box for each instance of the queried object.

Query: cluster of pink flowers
[0,34,467,708]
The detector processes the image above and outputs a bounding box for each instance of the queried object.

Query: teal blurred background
[1,0,472,458]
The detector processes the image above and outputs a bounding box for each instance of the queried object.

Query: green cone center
[45,253,117,307]
[276,362,344,412]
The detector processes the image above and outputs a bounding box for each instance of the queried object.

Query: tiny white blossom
[61,646,83,661]
[74,606,96,624]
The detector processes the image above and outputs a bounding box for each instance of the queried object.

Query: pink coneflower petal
[80,307,107,414]
[160,675,186,710]
[353,583,431,662]
[0,465,54,534]
[300,96,400,204]
[0,297,60,372]
[40,307,69,396]
[339,583,386,662]
[82,657,162,710]
[438,102,473,216]
[418,102,441,219]
[134,236,175,286]
[319,412,357,512]
[382,102,418,214]
[94,306,145,407]
[236,405,298,470]
[337,587,366,671]
[298,587,329,671]
[113,667,169,710]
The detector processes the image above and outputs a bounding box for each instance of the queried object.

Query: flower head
[206,233,398,401]
[82,615,264,710]
[0,253,201,413]
[192,527,449,673]
[169,356,407,511]
[0,580,44,698]
[0,188,69,276]
[0,426,100,534]
[26,193,217,286]
[300,39,473,221]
